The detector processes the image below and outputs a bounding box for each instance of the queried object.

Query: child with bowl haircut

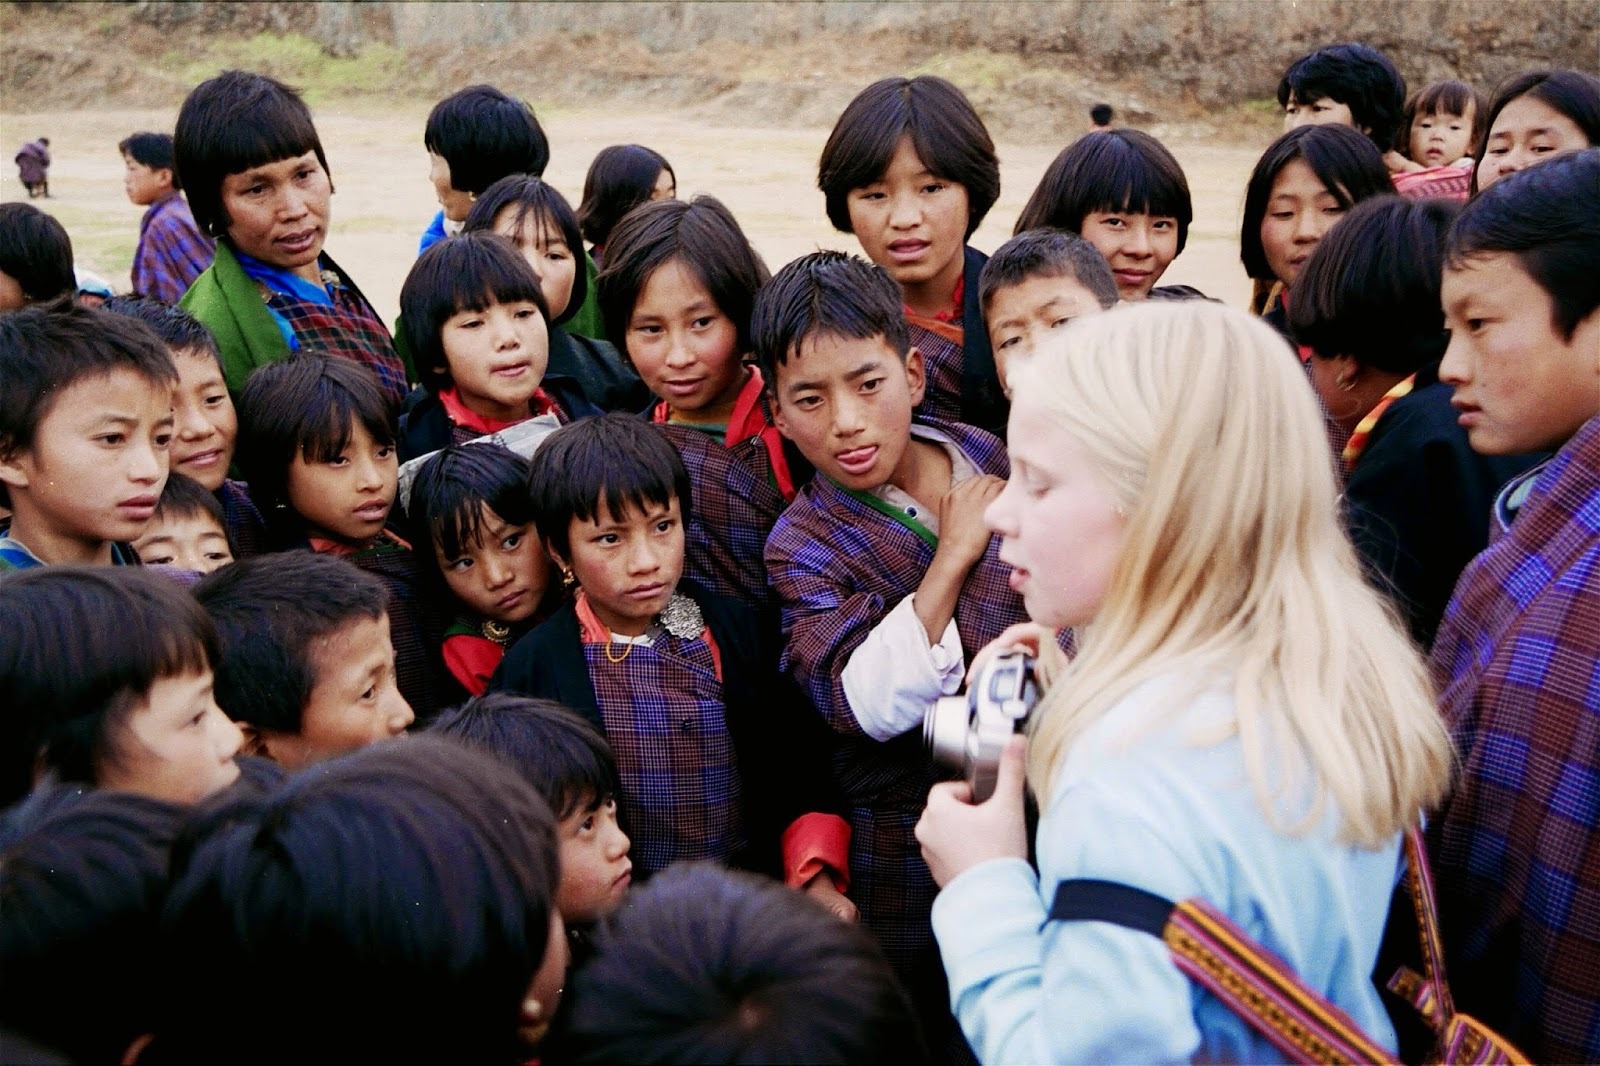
[235,354,445,717]
[1389,80,1487,201]
[817,75,1007,437]
[465,174,649,414]
[1278,42,1408,158]
[150,738,568,1064]
[492,414,852,918]
[100,295,267,554]
[1013,129,1200,302]
[174,70,409,404]
[756,251,1028,1056]
[130,472,235,574]
[397,231,597,463]
[0,566,243,808]
[420,83,549,253]
[118,130,214,303]
[577,144,676,265]
[978,228,1119,396]
[0,303,176,570]
[407,444,556,698]
[194,550,414,770]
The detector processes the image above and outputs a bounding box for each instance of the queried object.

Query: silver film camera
[923,650,1039,803]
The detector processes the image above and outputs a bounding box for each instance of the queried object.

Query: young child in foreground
[978,228,1119,395]
[490,413,853,917]
[755,250,1028,1058]
[0,303,175,570]
[194,550,414,770]
[236,354,445,716]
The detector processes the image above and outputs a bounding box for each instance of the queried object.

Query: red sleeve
[781,812,852,891]
[442,634,501,697]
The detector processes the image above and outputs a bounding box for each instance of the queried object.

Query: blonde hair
[1011,301,1453,848]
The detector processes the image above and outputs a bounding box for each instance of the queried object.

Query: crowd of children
[1,41,1598,1065]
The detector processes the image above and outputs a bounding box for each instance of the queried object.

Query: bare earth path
[4,104,1260,322]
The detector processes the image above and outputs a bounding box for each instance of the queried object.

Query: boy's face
[555,796,632,924]
[625,258,745,419]
[440,299,551,424]
[122,153,173,207]
[435,505,549,624]
[220,151,331,274]
[1080,211,1179,301]
[428,152,476,224]
[286,421,397,548]
[132,509,234,574]
[986,274,1108,396]
[170,348,237,491]
[846,135,970,312]
[1283,94,1362,134]
[98,668,243,805]
[1410,105,1475,167]
[0,369,174,565]
[770,332,925,493]
[493,207,578,320]
[559,495,685,638]
[254,613,415,771]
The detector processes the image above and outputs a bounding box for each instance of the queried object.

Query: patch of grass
[906,50,1021,92]
[165,34,412,104]
[1240,98,1283,117]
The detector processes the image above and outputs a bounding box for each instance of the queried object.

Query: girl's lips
[835,445,878,476]
[178,448,225,468]
[661,378,705,397]
[886,240,930,264]
[353,501,390,522]
[491,362,530,378]
[624,582,668,601]
[496,589,527,611]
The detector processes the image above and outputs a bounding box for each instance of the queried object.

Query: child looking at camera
[978,229,1119,395]
[1390,80,1486,200]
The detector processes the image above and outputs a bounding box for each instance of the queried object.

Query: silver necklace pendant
[658,594,705,640]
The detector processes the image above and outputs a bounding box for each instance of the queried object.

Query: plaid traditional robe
[1425,412,1600,1063]
[904,246,1008,438]
[266,283,407,405]
[764,419,1026,970]
[216,479,265,558]
[130,193,213,304]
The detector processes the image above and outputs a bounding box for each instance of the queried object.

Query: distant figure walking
[15,138,50,198]
[1089,103,1114,130]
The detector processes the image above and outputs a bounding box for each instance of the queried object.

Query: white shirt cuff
[841,596,965,742]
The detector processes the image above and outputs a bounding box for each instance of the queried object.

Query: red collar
[904,274,964,325]
[439,387,554,434]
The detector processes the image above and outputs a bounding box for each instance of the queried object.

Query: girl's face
[428,152,475,223]
[492,207,578,320]
[557,495,684,638]
[985,396,1127,629]
[220,152,331,281]
[1079,210,1180,301]
[98,668,243,805]
[1259,158,1350,286]
[845,134,970,316]
[435,505,549,624]
[625,258,745,418]
[1477,94,1592,191]
[1410,105,1476,166]
[286,421,397,547]
[440,298,550,423]
[650,167,676,202]
[169,349,237,491]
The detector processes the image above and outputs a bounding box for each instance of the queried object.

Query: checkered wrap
[658,423,786,616]
[908,320,965,428]
[1425,412,1600,1063]
[266,286,408,406]
[584,634,745,878]
[348,538,448,723]
[764,418,1027,974]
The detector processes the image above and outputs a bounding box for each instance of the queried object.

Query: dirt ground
[3,103,1262,322]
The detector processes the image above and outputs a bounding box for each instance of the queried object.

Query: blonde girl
[915,300,1453,1063]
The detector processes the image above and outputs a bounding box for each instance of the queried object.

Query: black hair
[1449,149,1600,340]
[1239,124,1395,282]
[152,470,229,528]
[193,550,389,734]
[978,228,1120,313]
[234,354,397,538]
[463,175,586,327]
[118,131,179,188]
[0,785,188,1063]
[596,195,770,359]
[1401,80,1488,155]
[173,70,330,240]
[152,737,559,1065]
[1013,129,1194,252]
[100,294,221,360]
[0,302,178,508]
[577,144,676,248]
[428,693,620,820]
[1289,196,1462,373]
[398,232,549,393]
[1475,69,1600,173]
[1277,42,1408,150]
[423,84,549,194]
[0,567,217,806]
[1090,103,1114,127]
[566,862,925,1066]
[0,201,75,304]
[817,75,1000,239]
[527,413,692,562]
[750,251,909,390]
[407,443,536,563]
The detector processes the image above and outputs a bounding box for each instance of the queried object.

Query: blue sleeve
[418,210,447,255]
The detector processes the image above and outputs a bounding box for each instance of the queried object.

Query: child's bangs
[296,379,395,464]
[1083,144,1191,223]
[589,470,681,530]
[427,468,534,562]
[215,99,323,176]
[449,249,546,317]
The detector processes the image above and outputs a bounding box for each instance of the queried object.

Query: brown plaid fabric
[584,633,745,878]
